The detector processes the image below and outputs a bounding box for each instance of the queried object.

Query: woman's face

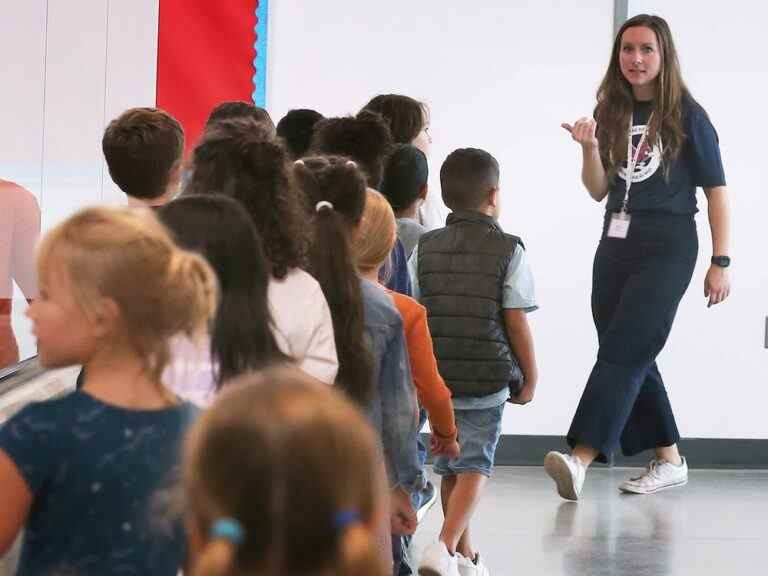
[619,26,662,98]
[411,109,432,156]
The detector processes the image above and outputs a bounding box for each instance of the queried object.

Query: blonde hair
[354,188,397,274]
[185,366,388,576]
[37,206,217,385]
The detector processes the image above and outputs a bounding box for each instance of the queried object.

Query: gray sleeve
[502,244,538,311]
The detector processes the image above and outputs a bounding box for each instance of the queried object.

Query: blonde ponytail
[338,522,388,576]
[164,251,218,338]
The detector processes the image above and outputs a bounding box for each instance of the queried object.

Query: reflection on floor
[409,466,768,576]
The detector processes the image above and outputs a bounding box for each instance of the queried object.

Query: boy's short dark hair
[380,144,428,212]
[276,109,324,159]
[440,148,500,211]
[102,107,184,200]
[206,101,276,136]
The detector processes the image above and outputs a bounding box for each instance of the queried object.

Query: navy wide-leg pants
[567,213,698,462]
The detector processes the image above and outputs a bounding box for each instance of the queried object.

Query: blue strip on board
[252,0,269,107]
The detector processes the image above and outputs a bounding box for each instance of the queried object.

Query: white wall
[3,1,764,439]
[1,0,159,363]
[269,0,767,439]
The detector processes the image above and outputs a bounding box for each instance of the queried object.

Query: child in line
[183,366,389,576]
[276,108,325,160]
[380,145,429,261]
[311,111,413,297]
[184,118,338,385]
[412,149,538,576]
[294,156,423,570]
[75,107,186,390]
[0,206,216,575]
[356,188,459,575]
[103,107,185,208]
[205,100,276,136]
[158,195,287,407]
[362,93,445,230]
[355,188,459,456]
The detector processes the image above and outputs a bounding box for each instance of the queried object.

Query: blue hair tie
[209,518,245,546]
[335,509,361,531]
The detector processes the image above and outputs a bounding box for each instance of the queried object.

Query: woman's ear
[418,183,428,203]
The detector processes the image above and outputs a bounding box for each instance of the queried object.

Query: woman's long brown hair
[596,14,694,178]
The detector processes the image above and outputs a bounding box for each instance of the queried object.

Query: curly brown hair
[184,118,310,279]
[310,111,393,189]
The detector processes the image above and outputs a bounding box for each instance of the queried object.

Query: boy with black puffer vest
[411,148,538,576]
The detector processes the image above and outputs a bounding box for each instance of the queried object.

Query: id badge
[607,212,631,239]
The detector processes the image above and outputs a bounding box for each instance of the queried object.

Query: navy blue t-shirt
[0,391,198,576]
[606,99,726,215]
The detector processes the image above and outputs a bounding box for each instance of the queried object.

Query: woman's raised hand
[562,117,599,150]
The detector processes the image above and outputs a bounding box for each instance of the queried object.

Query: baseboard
[421,434,768,470]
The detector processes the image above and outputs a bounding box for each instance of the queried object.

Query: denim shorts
[433,403,505,478]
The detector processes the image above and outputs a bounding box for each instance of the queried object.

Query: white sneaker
[544,451,586,501]
[457,552,490,576]
[619,457,688,494]
[419,541,459,576]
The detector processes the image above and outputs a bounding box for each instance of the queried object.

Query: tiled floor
[409,466,768,575]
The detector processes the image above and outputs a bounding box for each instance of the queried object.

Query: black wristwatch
[711,255,731,268]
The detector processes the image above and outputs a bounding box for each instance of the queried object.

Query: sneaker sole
[619,477,688,495]
[544,453,579,501]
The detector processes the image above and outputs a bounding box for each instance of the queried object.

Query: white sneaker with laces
[457,552,490,576]
[619,457,688,494]
[419,541,459,576]
[544,451,586,501]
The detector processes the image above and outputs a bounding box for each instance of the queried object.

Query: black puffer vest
[417,210,524,398]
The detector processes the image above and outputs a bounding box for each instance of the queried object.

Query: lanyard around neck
[621,111,654,213]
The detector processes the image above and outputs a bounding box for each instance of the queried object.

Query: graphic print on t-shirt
[618,123,663,184]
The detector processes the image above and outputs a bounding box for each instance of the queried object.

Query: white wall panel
[101,0,160,205]
[40,0,109,231]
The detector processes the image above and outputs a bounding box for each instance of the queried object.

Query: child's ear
[169,161,184,188]
[89,297,121,339]
[488,186,500,208]
[418,183,428,202]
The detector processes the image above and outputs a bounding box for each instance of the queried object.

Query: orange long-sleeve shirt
[388,289,457,442]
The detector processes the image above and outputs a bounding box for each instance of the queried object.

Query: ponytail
[337,522,388,576]
[158,195,287,389]
[310,206,373,406]
[294,157,373,407]
[150,251,217,382]
[192,539,237,576]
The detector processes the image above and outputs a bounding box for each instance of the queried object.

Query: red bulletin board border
[156,0,256,156]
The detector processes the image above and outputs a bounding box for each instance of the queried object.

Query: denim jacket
[360,279,424,494]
